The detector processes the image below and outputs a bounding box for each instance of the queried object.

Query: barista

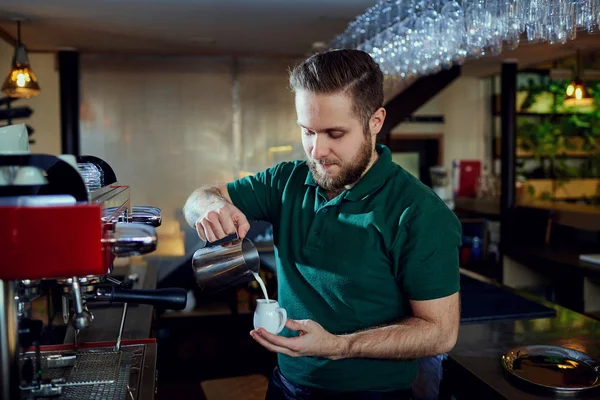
[184,49,461,400]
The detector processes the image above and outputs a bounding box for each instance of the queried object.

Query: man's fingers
[233,212,251,239]
[219,211,237,237]
[255,328,302,352]
[285,319,304,332]
[205,211,227,241]
[285,319,312,332]
[203,223,218,243]
[250,331,298,357]
[196,207,249,242]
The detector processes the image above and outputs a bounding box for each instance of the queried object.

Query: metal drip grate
[57,352,133,399]
[41,351,122,386]
[20,345,146,400]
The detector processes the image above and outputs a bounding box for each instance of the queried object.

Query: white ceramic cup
[0,124,30,154]
[13,166,48,185]
[253,299,287,335]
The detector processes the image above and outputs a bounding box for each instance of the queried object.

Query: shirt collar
[304,144,395,202]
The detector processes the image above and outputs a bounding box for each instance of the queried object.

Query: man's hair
[289,49,384,133]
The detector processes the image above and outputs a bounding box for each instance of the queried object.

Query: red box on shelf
[453,160,482,198]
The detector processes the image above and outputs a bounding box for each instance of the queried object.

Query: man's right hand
[184,185,251,243]
[195,201,250,242]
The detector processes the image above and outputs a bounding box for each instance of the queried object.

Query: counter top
[446,270,600,399]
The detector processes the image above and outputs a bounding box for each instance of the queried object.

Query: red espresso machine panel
[0,203,113,280]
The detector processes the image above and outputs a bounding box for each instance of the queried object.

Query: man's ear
[370,107,386,137]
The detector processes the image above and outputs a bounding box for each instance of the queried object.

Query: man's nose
[311,134,330,160]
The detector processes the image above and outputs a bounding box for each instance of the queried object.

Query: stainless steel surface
[129,206,162,227]
[46,354,77,368]
[20,344,152,400]
[106,223,158,257]
[57,276,105,287]
[501,345,600,393]
[0,281,20,400]
[71,277,91,330]
[34,350,122,386]
[62,294,70,324]
[114,303,128,352]
[91,183,131,222]
[136,342,157,400]
[192,238,260,292]
[29,384,63,398]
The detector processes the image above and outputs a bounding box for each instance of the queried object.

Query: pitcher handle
[276,307,287,334]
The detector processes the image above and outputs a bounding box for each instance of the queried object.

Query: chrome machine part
[105,222,158,257]
[114,303,128,352]
[70,277,91,331]
[128,206,162,227]
[0,280,20,400]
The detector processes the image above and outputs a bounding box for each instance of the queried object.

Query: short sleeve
[226,162,295,224]
[392,203,462,301]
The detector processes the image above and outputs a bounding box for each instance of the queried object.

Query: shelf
[516,149,597,158]
[519,179,600,202]
[515,137,600,158]
[515,199,600,216]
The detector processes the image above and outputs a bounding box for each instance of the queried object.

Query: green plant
[517,79,600,182]
[519,77,547,110]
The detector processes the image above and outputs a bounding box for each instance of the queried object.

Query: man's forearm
[337,317,456,360]
[183,186,227,228]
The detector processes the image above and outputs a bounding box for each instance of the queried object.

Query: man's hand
[250,319,348,360]
[195,200,250,242]
[183,185,250,242]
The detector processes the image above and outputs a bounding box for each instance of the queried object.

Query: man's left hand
[250,319,348,360]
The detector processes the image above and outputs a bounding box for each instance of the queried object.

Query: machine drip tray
[20,343,151,400]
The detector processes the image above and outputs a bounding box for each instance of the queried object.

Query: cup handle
[276,307,287,334]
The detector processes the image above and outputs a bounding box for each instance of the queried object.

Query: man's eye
[329,132,344,139]
[303,129,315,135]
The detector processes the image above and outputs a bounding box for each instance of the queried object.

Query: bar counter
[445,270,600,399]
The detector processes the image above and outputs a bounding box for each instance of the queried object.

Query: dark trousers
[265,366,413,400]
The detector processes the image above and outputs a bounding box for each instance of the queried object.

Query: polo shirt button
[322,208,328,214]
[314,230,319,236]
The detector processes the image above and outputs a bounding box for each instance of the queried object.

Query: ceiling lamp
[564,50,593,108]
[2,20,40,99]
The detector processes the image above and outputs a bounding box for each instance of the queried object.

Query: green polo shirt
[227,144,461,392]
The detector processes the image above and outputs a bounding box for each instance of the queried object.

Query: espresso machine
[0,154,187,400]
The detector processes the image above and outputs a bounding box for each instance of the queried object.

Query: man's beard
[307,137,373,192]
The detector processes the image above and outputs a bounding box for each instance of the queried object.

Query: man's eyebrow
[325,127,349,133]
[297,122,348,132]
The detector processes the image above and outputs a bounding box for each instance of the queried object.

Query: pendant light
[564,49,592,108]
[1,20,41,99]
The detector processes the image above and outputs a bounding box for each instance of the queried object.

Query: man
[184,49,461,400]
